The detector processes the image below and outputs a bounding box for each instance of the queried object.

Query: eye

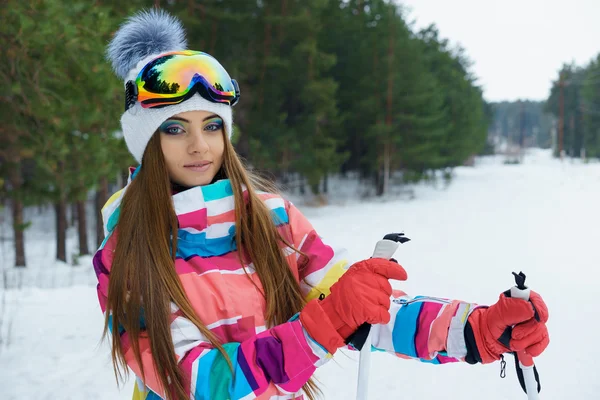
[160,124,185,135]
[204,120,223,132]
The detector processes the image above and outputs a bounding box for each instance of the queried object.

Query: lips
[184,161,212,172]
[184,161,211,167]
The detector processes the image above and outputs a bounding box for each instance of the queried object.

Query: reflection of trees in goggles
[144,79,180,95]
[140,55,181,94]
[139,53,235,95]
[125,52,240,110]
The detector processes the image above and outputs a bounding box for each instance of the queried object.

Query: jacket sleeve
[369,290,484,364]
[283,201,483,364]
[93,232,330,400]
[284,201,351,301]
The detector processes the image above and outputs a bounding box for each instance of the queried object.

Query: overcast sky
[397,0,600,102]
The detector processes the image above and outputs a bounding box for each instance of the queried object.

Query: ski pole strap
[347,323,372,351]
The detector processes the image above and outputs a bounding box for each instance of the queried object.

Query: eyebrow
[168,114,220,123]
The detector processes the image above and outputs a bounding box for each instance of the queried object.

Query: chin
[183,177,213,187]
[183,172,217,187]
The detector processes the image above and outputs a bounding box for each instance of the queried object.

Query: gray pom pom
[107,9,187,80]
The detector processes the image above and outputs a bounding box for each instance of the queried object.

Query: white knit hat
[107,9,233,163]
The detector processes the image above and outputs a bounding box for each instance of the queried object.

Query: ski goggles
[124,50,240,111]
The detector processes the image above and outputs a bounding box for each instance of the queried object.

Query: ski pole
[501,272,542,399]
[351,233,410,400]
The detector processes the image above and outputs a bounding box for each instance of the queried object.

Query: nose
[187,129,209,154]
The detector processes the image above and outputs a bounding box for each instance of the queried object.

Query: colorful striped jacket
[92,177,481,400]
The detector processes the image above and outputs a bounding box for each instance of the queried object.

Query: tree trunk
[55,197,67,263]
[383,144,390,195]
[372,31,383,197]
[77,199,89,255]
[12,198,26,268]
[383,6,395,196]
[375,169,384,196]
[9,158,26,267]
[95,177,108,248]
[70,203,77,227]
[323,174,328,194]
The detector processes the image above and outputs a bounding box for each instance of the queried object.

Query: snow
[1,149,599,399]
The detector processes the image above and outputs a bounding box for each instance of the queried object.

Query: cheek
[208,133,225,160]
[160,136,183,168]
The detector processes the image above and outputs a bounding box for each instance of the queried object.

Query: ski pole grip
[372,237,402,259]
[501,272,541,345]
[503,272,542,398]
[348,234,409,350]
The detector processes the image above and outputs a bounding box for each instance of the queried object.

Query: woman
[93,10,550,400]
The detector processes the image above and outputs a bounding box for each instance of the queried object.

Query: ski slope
[1,149,598,399]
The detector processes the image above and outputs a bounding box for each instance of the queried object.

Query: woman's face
[159,110,225,187]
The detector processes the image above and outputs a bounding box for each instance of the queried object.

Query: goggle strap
[232,79,240,106]
[125,80,138,111]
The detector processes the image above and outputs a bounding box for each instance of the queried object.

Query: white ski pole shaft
[507,272,541,400]
[357,234,407,400]
[357,333,372,400]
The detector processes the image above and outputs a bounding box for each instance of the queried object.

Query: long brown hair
[103,128,320,400]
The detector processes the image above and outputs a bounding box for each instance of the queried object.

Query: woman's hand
[466,290,549,364]
[300,258,407,353]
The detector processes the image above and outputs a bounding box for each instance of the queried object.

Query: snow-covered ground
[1,149,598,399]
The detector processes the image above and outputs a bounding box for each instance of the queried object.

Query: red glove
[466,291,549,364]
[300,258,408,354]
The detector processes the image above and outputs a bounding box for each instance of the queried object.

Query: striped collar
[174,179,240,258]
[102,178,288,258]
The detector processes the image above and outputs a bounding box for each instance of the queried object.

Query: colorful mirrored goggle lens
[133,50,239,108]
